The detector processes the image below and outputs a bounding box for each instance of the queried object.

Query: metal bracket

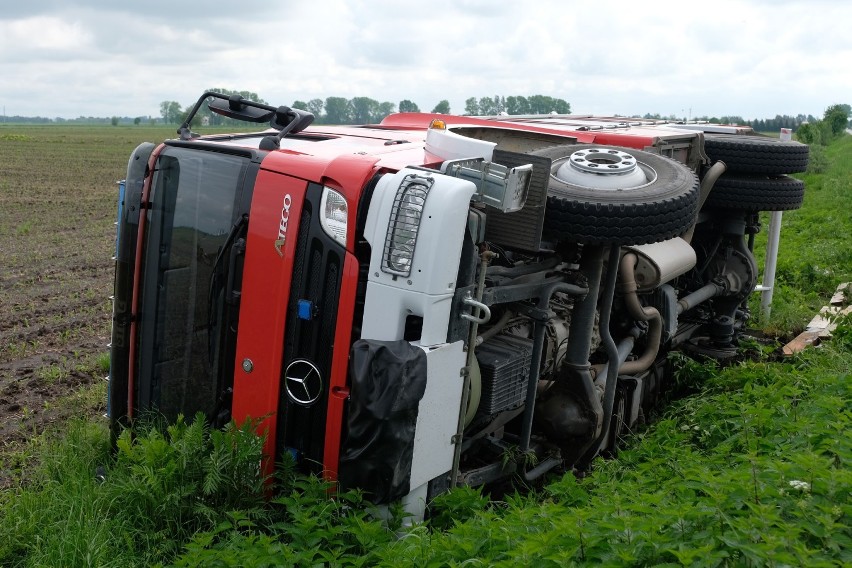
[441,158,532,213]
[461,293,491,324]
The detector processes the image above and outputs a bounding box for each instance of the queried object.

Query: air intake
[475,334,533,416]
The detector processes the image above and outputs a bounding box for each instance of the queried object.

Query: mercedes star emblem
[284,359,323,406]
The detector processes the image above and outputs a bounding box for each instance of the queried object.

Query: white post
[758,211,783,319]
[754,127,793,320]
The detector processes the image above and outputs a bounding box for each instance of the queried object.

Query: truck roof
[186,110,713,176]
[377,112,708,148]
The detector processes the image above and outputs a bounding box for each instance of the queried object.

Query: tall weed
[0,415,269,567]
[106,413,268,558]
[0,421,136,567]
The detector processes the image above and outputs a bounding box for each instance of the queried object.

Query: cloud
[0,16,93,60]
[1,0,850,119]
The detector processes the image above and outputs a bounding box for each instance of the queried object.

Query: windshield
[137,146,249,421]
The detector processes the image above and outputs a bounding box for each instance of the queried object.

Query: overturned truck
[109,92,808,519]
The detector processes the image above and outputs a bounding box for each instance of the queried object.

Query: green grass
[0,422,129,567]
[0,415,269,567]
[1,132,850,567]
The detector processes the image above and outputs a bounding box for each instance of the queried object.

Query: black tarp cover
[337,339,427,503]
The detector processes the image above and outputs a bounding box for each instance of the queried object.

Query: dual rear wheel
[702,134,809,212]
[538,133,810,246]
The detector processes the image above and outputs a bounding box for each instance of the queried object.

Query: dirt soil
[0,125,176,487]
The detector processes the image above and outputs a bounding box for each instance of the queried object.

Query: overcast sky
[1,0,849,120]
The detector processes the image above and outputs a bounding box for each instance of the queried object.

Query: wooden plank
[783,331,822,356]
[830,282,850,306]
[782,283,851,356]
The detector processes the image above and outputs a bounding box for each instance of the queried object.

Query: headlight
[320,187,348,246]
[382,174,433,277]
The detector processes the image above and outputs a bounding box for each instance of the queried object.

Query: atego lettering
[274,194,292,256]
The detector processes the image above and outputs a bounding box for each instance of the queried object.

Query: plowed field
[0,125,175,485]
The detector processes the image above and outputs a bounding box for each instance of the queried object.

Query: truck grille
[277,184,344,473]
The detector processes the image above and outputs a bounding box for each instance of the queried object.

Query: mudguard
[338,339,427,503]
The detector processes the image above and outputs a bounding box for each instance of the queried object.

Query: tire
[704,134,809,174]
[705,174,805,211]
[537,144,700,245]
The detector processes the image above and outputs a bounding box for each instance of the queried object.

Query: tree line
[794,104,850,146]
[0,115,155,125]
[637,112,827,132]
[160,90,849,134]
[157,89,573,125]
[159,89,448,126]
[464,95,571,115]
[3,88,847,133]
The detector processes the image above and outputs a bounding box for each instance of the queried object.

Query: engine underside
[440,136,804,493]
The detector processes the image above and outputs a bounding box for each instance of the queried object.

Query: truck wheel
[538,145,699,245]
[706,174,805,211]
[704,134,809,174]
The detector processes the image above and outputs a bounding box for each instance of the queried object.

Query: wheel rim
[553,147,655,190]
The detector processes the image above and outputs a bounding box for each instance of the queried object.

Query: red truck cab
[110,92,807,520]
